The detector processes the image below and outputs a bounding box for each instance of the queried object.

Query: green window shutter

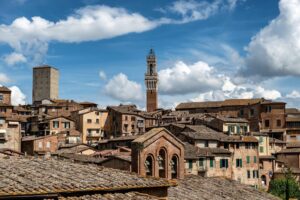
[236,159,238,167]
[240,159,242,168]
[260,146,264,153]
[247,156,250,164]
[210,158,214,168]
[189,160,193,169]
[225,159,228,168]
[254,156,257,163]
[220,159,223,168]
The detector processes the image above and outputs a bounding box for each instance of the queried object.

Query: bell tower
[145,49,158,112]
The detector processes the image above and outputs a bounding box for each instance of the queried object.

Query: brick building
[176,98,286,140]
[21,135,58,155]
[132,128,185,179]
[107,104,157,138]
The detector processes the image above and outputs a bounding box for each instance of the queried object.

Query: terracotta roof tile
[0,157,174,198]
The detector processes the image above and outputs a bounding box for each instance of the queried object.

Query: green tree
[269,168,300,200]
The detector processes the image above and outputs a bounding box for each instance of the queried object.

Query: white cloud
[9,86,26,105]
[192,78,282,102]
[158,61,222,95]
[286,90,300,98]
[104,73,143,102]
[0,5,157,65]
[99,70,107,80]
[241,0,300,77]
[166,0,241,23]
[3,52,27,66]
[0,74,10,83]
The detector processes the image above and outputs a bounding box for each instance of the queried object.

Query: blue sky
[0,0,300,109]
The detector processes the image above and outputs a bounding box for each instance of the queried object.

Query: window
[245,143,250,149]
[259,136,263,143]
[210,158,214,168]
[246,156,250,164]
[46,141,51,148]
[0,94,3,101]
[87,119,92,123]
[96,129,100,133]
[224,143,229,149]
[247,170,251,179]
[199,158,204,167]
[264,120,270,128]
[260,146,264,153]
[220,159,228,168]
[188,160,193,169]
[254,156,257,163]
[250,109,254,117]
[64,122,70,129]
[124,124,128,132]
[240,109,244,116]
[53,121,59,128]
[236,143,240,149]
[243,126,248,133]
[265,106,272,112]
[237,126,240,134]
[96,119,100,124]
[131,116,135,121]
[205,141,209,147]
[277,120,281,127]
[0,108,6,112]
[253,170,259,178]
[228,125,235,134]
[125,116,128,121]
[236,159,242,168]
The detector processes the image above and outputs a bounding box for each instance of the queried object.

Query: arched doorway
[158,148,167,178]
[171,155,179,179]
[145,155,154,176]
[261,175,267,186]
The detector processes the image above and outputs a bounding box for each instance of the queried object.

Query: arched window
[158,148,167,178]
[145,155,154,176]
[171,155,179,179]
[149,64,153,75]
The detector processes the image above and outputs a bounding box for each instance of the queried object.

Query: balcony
[198,166,207,172]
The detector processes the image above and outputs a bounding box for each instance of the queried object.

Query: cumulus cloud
[241,0,300,77]
[3,52,27,65]
[286,90,300,98]
[0,5,157,65]
[9,86,26,105]
[159,61,222,95]
[0,74,10,83]
[104,73,143,102]
[99,70,107,80]
[192,78,282,102]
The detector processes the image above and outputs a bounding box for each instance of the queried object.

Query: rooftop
[168,175,279,200]
[59,192,159,200]
[176,98,266,110]
[0,86,11,92]
[0,157,174,198]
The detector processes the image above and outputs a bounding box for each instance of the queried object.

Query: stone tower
[32,65,59,103]
[145,49,158,112]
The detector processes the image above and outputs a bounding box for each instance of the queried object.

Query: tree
[269,168,300,200]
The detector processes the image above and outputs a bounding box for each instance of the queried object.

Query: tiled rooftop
[168,175,279,200]
[59,192,159,200]
[0,157,174,198]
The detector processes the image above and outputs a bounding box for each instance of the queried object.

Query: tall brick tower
[145,49,158,112]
